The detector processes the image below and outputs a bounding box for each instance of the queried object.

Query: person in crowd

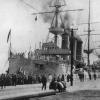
[12,74,17,86]
[61,74,64,81]
[41,74,47,90]
[93,72,97,80]
[67,73,70,82]
[53,74,57,81]
[64,74,67,82]
[37,75,41,83]
[57,74,61,82]
[88,71,91,80]
[28,74,33,84]
[0,74,6,89]
[48,74,52,83]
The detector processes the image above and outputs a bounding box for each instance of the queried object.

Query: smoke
[39,0,72,28]
[63,12,72,28]
[40,0,54,23]
[20,0,72,27]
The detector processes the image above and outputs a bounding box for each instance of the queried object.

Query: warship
[8,0,83,76]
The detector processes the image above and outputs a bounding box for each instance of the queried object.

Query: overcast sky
[0,0,100,73]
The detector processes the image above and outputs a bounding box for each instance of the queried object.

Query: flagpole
[7,29,12,74]
[10,29,12,58]
[7,29,12,59]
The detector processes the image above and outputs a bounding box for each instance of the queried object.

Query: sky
[0,0,100,73]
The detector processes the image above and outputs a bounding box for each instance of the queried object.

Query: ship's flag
[7,29,11,43]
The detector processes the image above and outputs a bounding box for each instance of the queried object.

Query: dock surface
[0,79,100,100]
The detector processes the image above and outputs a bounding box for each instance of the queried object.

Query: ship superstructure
[8,0,83,76]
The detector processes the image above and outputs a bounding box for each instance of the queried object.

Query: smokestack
[61,12,72,50]
[61,32,69,49]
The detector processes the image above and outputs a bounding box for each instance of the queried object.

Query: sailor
[93,72,97,80]
[67,73,70,82]
[61,74,64,81]
[0,74,5,89]
[41,74,47,90]
[12,74,17,86]
[88,71,91,80]
[57,74,61,82]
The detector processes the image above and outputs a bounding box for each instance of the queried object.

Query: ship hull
[9,57,68,76]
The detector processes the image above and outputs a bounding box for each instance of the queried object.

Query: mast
[88,0,91,67]
[55,3,59,45]
[49,0,64,46]
[83,0,100,67]
[32,0,83,46]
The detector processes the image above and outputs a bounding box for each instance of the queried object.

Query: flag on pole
[7,29,11,43]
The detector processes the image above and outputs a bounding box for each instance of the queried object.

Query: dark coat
[41,75,47,84]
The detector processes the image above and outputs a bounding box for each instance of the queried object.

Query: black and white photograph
[0,0,100,100]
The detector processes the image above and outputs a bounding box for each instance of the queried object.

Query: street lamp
[70,25,78,86]
[70,28,74,86]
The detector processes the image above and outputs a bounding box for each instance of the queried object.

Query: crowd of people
[0,73,41,89]
[0,71,69,90]
[0,69,98,90]
[77,68,97,82]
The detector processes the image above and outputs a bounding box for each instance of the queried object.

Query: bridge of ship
[40,49,71,55]
[40,41,70,55]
